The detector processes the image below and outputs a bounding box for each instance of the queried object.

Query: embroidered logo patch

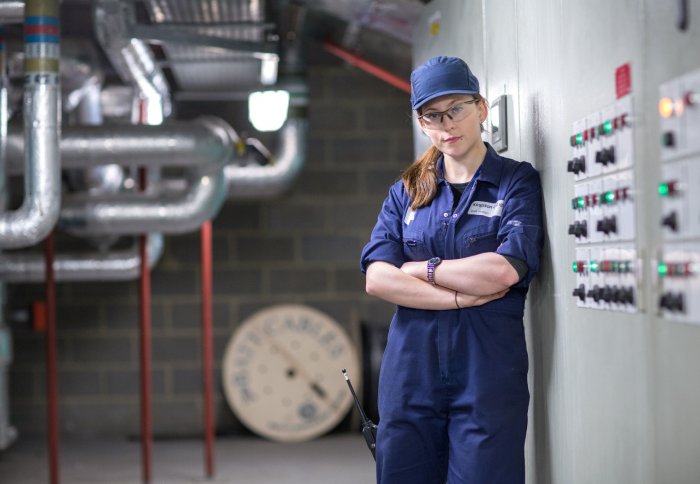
[468,200,504,217]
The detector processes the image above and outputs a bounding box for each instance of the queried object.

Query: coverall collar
[436,142,501,187]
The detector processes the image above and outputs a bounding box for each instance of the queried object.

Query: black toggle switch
[661,212,678,232]
[568,220,588,238]
[567,156,586,174]
[602,285,614,303]
[572,284,586,302]
[595,147,616,166]
[619,287,635,305]
[596,216,617,235]
[587,285,603,303]
[661,131,675,148]
[605,146,615,165]
[659,292,684,312]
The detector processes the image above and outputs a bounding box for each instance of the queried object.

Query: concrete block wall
[6,63,413,438]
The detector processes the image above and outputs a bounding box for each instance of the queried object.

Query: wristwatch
[427,257,442,285]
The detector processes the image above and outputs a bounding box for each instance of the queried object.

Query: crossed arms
[365,252,519,310]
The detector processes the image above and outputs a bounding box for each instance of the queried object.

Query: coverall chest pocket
[402,231,431,261]
[462,226,500,257]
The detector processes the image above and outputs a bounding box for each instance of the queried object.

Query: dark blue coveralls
[360,144,543,484]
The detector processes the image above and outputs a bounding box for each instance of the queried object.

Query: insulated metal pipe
[59,168,227,235]
[0,28,8,212]
[0,233,163,282]
[200,220,215,478]
[225,117,307,199]
[0,0,60,248]
[4,119,234,172]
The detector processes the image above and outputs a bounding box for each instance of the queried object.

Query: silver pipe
[59,167,227,236]
[0,28,8,212]
[5,118,236,172]
[226,117,307,198]
[75,81,124,195]
[0,0,60,249]
[94,0,171,118]
[0,1,23,24]
[0,233,163,282]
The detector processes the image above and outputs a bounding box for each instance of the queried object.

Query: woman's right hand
[457,289,508,308]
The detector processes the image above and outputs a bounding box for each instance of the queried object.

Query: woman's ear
[478,102,489,124]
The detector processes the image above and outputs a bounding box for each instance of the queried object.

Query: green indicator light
[590,260,599,273]
[572,261,578,273]
[604,120,613,133]
[658,263,668,277]
[611,261,619,273]
[658,183,669,197]
[575,133,584,145]
[605,191,616,204]
[577,197,586,209]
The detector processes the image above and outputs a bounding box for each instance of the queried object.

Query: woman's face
[418,94,487,161]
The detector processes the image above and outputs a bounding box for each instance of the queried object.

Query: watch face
[429,257,441,265]
[222,304,361,443]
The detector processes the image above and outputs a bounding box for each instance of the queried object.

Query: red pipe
[138,165,153,484]
[44,232,59,484]
[200,221,215,478]
[322,40,411,93]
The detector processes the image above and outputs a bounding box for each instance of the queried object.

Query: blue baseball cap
[410,56,480,111]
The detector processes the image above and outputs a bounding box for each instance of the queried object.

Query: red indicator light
[658,180,678,197]
[613,117,619,130]
[602,260,612,272]
[620,114,628,127]
[591,194,598,206]
[583,130,589,141]
[685,91,699,107]
[590,127,596,139]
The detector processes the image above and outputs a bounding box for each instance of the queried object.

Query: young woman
[360,56,544,484]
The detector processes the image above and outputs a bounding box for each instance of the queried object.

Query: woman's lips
[443,136,461,143]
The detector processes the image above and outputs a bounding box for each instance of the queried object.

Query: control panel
[568,95,640,312]
[657,68,700,324]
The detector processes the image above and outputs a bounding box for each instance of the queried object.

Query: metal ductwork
[0,0,60,249]
[0,233,163,282]
[94,0,172,119]
[0,1,23,24]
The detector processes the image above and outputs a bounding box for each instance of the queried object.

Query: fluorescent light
[248,90,290,132]
[260,54,279,85]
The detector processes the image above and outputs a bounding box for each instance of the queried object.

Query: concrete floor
[0,433,376,483]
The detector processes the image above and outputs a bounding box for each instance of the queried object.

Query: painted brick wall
[6,64,414,438]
